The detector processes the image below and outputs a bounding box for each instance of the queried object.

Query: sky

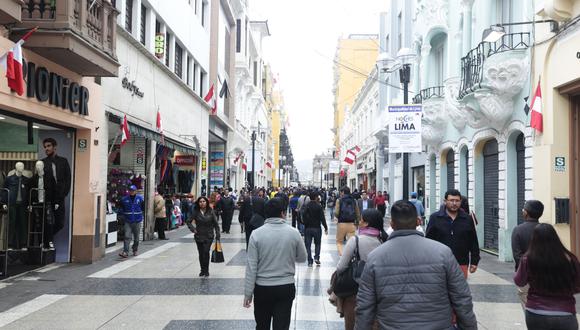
[250,0,386,178]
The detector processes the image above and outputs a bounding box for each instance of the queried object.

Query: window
[165,32,171,67]
[125,0,133,32]
[236,19,242,53]
[385,35,390,52]
[187,57,192,86]
[194,0,198,14]
[253,61,258,86]
[175,43,183,78]
[245,19,248,56]
[193,62,198,91]
[139,4,146,45]
[397,12,402,49]
[225,29,231,72]
[155,20,160,34]
[201,1,207,27]
[199,71,205,97]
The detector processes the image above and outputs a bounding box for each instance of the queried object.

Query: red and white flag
[0,27,37,96]
[530,79,543,133]
[344,145,361,165]
[233,152,244,164]
[241,163,247,171]
[204,84,217,115]
[266,161,272,168]
[156,109,165,145]
[121,115,130,145]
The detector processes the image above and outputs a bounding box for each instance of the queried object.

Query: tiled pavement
[0,211,541,329]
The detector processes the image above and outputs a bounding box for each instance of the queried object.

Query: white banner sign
[328,160,341,174]
[388,105,422,153]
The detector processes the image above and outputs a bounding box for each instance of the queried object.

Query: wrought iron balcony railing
[458,32,531,99]
[412,86,444,104]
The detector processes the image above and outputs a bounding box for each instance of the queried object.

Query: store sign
[201,157,207,171]
[155,34,165,59]
[328,160,340,174]
[25,61,89,116]
[121,77,144,98]
[388,105,422,153]
[136,146,145,165]
[555,156,566,173]
[175,155,195,166]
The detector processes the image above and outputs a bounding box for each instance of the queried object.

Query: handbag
[333,236,366,298]
[211,240,225,263]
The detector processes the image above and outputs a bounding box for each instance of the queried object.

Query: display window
[0,111,74,278]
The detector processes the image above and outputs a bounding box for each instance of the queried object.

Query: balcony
[0,0,24,24]
[412,86,444,104]
[13,0,119,76]
[459,32,530,99]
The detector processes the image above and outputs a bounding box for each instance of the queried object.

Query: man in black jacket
[302,192,328,267]
[41,138,71,235]
[426,189,480,277]
[511,200,544,270]
[218,188,235,234]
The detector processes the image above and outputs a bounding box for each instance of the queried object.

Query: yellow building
[531,3,580,253]
[270,90,286,187]
[332,34,379,151]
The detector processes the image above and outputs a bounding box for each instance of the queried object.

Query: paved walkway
[0,211,529,329]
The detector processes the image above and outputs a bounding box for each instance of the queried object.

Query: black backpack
[339,196,356,222]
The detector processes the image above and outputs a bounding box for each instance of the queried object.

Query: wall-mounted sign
[25,61,90,116]
[555,156,566,173]
[121,77,144,98]
[155,33,165,59]
[201,157,207,171]
[136,146,145,165]
[77,139,88,152]
[175,155,195,166]
[388,105,422,153]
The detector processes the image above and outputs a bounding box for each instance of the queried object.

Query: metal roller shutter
[516,134,525,225]
[483,140,499,251]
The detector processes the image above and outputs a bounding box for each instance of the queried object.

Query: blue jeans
[124,222,141,253]
[304,227,322,264]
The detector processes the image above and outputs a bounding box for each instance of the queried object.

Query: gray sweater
[337,234,381,273]
[245,217,307,299]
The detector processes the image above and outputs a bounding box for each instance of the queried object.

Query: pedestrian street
[0,212,540,329]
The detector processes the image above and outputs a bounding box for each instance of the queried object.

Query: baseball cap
[129,185,138,191]
[410,192,418,198]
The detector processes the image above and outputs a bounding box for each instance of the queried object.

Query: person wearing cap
[409,192,425,221]
[119,185,144,258]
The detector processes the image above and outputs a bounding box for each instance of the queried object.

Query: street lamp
[377,47,416,200]
[317,159,323,188]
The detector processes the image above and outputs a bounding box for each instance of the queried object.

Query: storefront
[0,40,106,277]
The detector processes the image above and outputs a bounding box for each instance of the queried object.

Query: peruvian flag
[340,168,346,177]
[204,84,217,115]
[266,161,272,168]
[344,145,361,165]
[0,27,37,96]
[529,80,543,133]
[121,115,130,145]
[242,163,247,171]
[156,109,165,145]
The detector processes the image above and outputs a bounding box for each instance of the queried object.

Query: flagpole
[107,133,120,157]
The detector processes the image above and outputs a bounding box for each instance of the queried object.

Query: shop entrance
[483,139,499,251]
[570,95,580,254]
[0,112,74,278]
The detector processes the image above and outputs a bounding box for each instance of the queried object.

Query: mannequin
[28,161,57,249]
[4,162,30,249]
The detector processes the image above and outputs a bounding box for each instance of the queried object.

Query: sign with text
[328,160,340,174]
[175,155,196,166]
[388,105,422,153]
[555,156,566,173]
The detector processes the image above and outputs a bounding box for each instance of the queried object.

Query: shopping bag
[211,240,224,263]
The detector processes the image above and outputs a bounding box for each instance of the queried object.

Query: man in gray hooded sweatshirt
[244,197,307,330]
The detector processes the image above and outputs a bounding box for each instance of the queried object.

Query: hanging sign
[155,33,165,59]
[388,105,422,153]
[175,155,195,166]
[328,160,340,174]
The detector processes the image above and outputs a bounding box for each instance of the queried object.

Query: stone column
[461,0,475,55]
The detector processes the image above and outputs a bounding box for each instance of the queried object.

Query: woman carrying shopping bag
[186,196,221,277]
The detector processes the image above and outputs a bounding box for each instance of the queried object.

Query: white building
[101,0,212,238]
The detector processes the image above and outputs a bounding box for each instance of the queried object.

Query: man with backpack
[296,190,310,235]
[302,192,328,267]
[334,186,360,256]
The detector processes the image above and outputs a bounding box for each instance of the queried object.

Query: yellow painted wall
[333,38,379,149]
[531,25,580,249]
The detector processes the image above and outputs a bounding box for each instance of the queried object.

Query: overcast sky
[250,0,386,176]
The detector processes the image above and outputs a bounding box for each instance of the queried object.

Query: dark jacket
[217,195,235,216]
[3,174,30,205]
[120,194,144,223]
[187,208,220,242]
[302,201,328,231]
[28,172,57,205]
[333,194,361,223]
[248,197,266,230]
[238,196,252,223]
[356,230,477,330]
[511,219,539,270]
[42,154,71,201]
[426,208,480,266]
[357,198,375,212]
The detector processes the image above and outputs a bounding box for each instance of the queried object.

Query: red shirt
[373,195,386,206]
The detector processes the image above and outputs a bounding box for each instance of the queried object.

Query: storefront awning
[107,112,198,155]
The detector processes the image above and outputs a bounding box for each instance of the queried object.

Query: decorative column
[419,44,431,89]
[461,0,475,55]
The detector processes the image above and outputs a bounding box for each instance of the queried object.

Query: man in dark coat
[41,138,71,235]
[218,188,236,234]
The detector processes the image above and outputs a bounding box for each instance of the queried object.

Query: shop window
[125,0,133,33]
[175,43,183,78]
[236,19,242,53]
[140,4,146,45]
[165,32,171,67]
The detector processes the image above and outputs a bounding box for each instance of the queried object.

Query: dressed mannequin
[28,161,57,249]
[4,162,30,249]
[41,138,71,235]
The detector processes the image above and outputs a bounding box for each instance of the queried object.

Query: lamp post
[251,130,256,190]
[317,160,323,188]
[377,48,416,201]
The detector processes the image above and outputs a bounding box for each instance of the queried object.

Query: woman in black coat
[186,196,220,277]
